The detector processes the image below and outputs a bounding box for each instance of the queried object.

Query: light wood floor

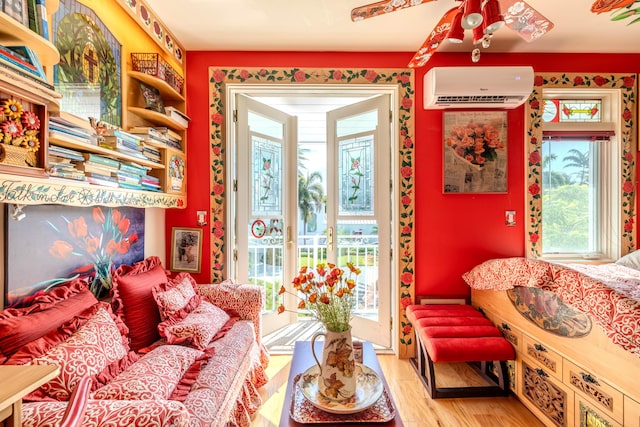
[251,354,545,427]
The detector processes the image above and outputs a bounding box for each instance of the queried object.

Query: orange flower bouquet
[278,263,360,332]
[445,120,504,167]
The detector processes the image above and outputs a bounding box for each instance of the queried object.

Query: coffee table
[279,341,404,426]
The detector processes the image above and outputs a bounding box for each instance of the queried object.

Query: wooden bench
[406,304,515,399]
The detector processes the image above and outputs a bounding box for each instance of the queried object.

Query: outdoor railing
[248,234,379,316]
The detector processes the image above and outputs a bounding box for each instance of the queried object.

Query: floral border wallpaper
[525,73,637,258]
[208,67,416,356]
[115,0,185,67]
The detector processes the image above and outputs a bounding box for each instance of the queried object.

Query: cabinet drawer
[625,396,640,427]
[522,334,563,379]
[521,360,574,427]
[563,360,623,423]
[496,319,523,354]
[575,393,622,427]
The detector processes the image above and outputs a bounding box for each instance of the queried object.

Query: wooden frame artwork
[443,110,508,194]
[170,227,202,273]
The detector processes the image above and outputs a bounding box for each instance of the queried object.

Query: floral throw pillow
[157,300,230,350]
[29,306,129,400]
[152,275,197,320]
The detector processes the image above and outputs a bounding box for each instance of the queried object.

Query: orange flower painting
[6,205,145,306]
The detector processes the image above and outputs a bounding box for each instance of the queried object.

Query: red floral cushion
[462,257,554,291]
[0,280,97,361]
[24,306,129,401]
[93,344,203,400]
[22,399,191,427]
[152,274,197,320]
[158,300,231,350]
[111,256,169,351]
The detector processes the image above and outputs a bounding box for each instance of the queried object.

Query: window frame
[524,73,636,261]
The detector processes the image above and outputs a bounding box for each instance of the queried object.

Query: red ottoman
[406,304,515,399]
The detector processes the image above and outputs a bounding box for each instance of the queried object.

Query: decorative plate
[290,372,396,423]
[298,363,384,415]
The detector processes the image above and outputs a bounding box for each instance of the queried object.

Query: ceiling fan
[351,0,554,67]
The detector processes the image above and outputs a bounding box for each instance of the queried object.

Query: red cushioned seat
[414,316,493,328]
[406,304,480,322]
[418,325,503,339]
[424,337,515,363]
[407,303,515,399]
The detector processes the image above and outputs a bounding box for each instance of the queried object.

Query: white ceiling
[145,0,640,58]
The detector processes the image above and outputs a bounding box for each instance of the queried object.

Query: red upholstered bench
[406,304,515,399]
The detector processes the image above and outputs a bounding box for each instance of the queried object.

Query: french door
[232,92,392,348]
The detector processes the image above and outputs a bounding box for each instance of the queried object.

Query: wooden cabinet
[473,289,640,427]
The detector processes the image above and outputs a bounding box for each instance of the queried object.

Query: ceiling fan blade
[351,0,436,21]
[408,6,460,68]
[498,0,554,42]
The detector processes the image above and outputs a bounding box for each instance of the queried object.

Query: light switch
[196,211,207,226]
[505,210,516,226]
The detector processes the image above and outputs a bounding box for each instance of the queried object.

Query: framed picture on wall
[443,111,508,194]
[170,227,202,273]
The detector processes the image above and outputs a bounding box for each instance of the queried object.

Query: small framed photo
[170,227,202,273]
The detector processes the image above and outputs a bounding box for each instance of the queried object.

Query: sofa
[0,256,269,427]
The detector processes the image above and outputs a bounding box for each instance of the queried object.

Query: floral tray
[290,372,396,424]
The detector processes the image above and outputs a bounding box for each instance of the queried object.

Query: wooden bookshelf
[0,13,60,67]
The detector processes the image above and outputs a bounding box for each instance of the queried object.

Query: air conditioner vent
[435,95,526,105]
[424,66,534,109]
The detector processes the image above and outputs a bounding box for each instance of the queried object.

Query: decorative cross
[83,46,99,83]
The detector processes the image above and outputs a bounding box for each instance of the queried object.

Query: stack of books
[128,126,182,151]
[48,145,86,181]
[140,174,161,192]
[99,129,147,160]
[77,153,121,187]
[115,161,150,191]
[49,116,96,145]
[141,143,161,163]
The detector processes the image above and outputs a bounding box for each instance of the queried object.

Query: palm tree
[298,147,311,177]
[298,171,324,236]
[563,149,589,185]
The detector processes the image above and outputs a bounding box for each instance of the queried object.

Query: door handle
[286,226,292,248]
[328,227,334,250]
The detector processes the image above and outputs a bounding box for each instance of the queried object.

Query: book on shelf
[49,145,86,162]
[115,170,142,183]
[48,169,86,181]
[86,176,119,188]
[84,171,117,182]
[26,0,39,34]
[50,116,96,143]
[119,162,148,176]
[164,107,191,128]
[141,146,161,162]
[82,153,121,169]
[48,162,79,173]
[34,0,48,40]
[0,45,49,87]
[129,126,182,142]
[76,161,120,175]
[48,155,73,165]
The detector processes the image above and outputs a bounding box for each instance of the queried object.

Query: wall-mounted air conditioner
[424,66,534,109]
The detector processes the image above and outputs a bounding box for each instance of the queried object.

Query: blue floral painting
[6,205,145,307]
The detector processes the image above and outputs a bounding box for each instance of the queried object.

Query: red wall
[168,51,640,297]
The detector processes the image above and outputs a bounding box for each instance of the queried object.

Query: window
[540,91,620,261]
